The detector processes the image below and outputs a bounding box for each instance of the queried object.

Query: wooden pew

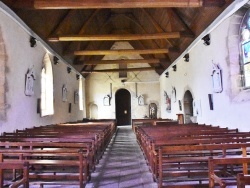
[132,118,176,132]
[1,121,116,169]
[0,120,116,187]
[136,124,243,175]
[0,161,29,188]
[0,139,95,171]
[157,143,250,188]
[134,123,250,187]
[0,149,88,188]
[237,173,250,188]
[208,157,250,188]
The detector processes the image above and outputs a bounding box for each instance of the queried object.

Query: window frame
[40,53,54,117]
[240,9,250,89]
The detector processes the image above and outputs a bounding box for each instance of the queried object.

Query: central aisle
[86,125,157,188]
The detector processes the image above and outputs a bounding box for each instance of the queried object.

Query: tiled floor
[86,125,158,188]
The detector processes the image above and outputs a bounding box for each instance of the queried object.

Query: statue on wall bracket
[211,62,223,93]
[138,94,145,105]
[172,86,176,103]
[103,94,111,106]
[164,91,171,111]
[25,66,36,96]
[62,85,67,102]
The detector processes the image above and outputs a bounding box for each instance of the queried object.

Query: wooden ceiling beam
[49,32,180,42]
[81,67,156,73]
[12,0,226,9]
[33,0,204,9]
[77,59,162,65]
[74,49,169,56]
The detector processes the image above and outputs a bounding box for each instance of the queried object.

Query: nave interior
[1,119,250,188]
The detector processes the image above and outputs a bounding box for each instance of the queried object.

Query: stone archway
[183,90,193,124]
[0,27,7,120]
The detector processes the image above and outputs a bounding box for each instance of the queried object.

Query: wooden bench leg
[0,154,3,187]
[23,161,29,188]
[237,173,245,188]
[0,168,3,188]
[79,149,85,188]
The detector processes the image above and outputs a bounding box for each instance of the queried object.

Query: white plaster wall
[85,42,160,120]
[86,75,160,119]
[160,12,250,132]
[0,9,85,134]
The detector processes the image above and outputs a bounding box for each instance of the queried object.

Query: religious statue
[149,103,157,119]
[25,66,36,96]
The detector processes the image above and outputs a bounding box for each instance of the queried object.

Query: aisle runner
[86,125,157,188]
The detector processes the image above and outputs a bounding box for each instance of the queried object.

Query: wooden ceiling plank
[12,0,35,9]
[34,0,204,9]
[72,14,115,71]
[117,14,169,62]
[78,59,161,65]
[47,10,76,38]
[81,67,156,73]
[48,32,180,42]
[169,8,195,38]
[119,14,167,50]
[78,9,100,34]
[62,9,101,58]
[203,0,226,7]
[74,49,169,56]
[141,9,174,47]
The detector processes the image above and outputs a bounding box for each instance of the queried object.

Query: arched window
[240,9,250,88]
[78,76,83,111]
[41,53,54,116]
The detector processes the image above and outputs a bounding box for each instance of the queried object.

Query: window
[41,53,54,116]
[240,9,250,88]
[78,77,83,110]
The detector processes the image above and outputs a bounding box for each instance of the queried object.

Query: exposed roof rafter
[2,0,232,77]
[76,58,163,65]
[34,0,204,9]
[74,49,169,56]
[81,67,160,73]
[48,32,181,42]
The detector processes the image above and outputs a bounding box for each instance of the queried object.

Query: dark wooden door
[115,89,131,126]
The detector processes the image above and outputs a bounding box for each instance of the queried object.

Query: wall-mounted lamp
[172,65,177,72]
[202,34,210,46]
[184,53,189,62]
[30,36,37,47]
[165,72,169,78]
[76,74,80,80]
[67,67,71,74]
[53,56,59,65]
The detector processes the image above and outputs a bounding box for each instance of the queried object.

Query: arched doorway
[89,103,98,119]
[183,90,193,124]
[115,89,131,126]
